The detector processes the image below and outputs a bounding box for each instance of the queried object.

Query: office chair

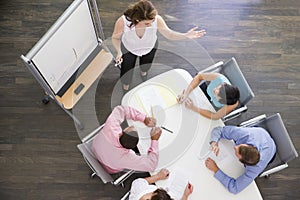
[239,113,298,177]
[77,124,135,186]
[200,57,255,122]
[120,191,130,200]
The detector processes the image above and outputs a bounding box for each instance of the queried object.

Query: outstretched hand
[185,26,206,39]
[184,97,195,110]
[210,141,220,156]
[177,89,187,104]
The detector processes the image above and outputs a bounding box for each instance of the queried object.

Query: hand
[115,52,123,65]
[205,157,219,173]
[185,26,206,39]
[156,169,169,180]
[144,117,156,127]
[210,141,219,156]
[150,127,162,140]
[184,98,195,110]
[177,89,187,104]
[182,183,193,199]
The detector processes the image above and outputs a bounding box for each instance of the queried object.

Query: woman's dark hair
[239,145,260,166]
[119,130,139,150]
[218,83,240,105]
[124,0,157,27]
[151,189,173,200]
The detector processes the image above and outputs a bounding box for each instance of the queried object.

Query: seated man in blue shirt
[205,126,276,194]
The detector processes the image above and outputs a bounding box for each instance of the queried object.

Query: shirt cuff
[150,140,159,152]
[210,126,223,143]
[214,169,227,182]
[139,114,147,123]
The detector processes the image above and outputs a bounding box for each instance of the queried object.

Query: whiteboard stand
[20,0,113,129]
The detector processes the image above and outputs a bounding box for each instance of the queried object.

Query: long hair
[124,0,157,27]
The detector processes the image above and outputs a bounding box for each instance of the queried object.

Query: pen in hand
[161,126,173,133]
[150,106,173,133]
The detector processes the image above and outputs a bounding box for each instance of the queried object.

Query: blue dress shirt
[210,126,276,194]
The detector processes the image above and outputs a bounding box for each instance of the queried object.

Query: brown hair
[239,145,260,166]
[151,189,173,200]
[124,0,157,27]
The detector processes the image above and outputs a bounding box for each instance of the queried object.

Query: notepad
[165,168,189,200]
[136,86,166,116]
[135,84,177,116]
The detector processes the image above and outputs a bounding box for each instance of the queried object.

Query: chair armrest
[113,170,135,186]
[82,124,105,143]
[223,106,248,122]
[239,114,267,127]
[259,163,288,177]
[121,191,130,200]
[199,61,224,73]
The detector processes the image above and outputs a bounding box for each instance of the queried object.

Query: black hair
[151,189,173,200]
[119,130,139,150]
[218,83,240,105]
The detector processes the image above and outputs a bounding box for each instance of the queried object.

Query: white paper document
[165,168,189,200]
[198,141,229,163]
[136,85,167,116]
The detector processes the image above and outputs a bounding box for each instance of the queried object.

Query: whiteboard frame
[26,0,103,60]
[20,0,111,129]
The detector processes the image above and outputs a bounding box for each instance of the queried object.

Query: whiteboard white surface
[32,0,98,94]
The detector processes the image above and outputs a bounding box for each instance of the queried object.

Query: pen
[151,106,154,118]
[161,126,173,133]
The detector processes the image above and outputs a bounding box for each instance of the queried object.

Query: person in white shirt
[112,0,206,92]
[129,169,193,200]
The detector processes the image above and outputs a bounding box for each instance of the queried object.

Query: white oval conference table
[122,69,263,200]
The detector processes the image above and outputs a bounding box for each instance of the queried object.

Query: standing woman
[112,0,206,92]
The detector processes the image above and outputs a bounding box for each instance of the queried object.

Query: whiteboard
[31,0,99,94]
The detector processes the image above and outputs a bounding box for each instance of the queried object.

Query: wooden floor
[0,0,299,199]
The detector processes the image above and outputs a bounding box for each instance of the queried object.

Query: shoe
[122,88,129,94]
[122,84,129,94]
[140,71,148,82]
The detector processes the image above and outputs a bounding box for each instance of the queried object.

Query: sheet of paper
[198,140,232,164]
[165,168,189,200]
[157,86,177,108]
[135,85,167,116]
[198,147,228,163]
